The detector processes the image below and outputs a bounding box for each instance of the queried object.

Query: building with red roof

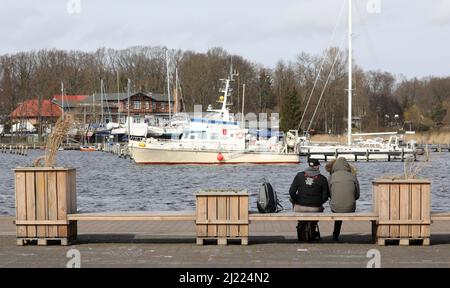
[10,99,62,126]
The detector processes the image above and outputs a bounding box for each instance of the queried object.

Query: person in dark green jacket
[328,157,360,241]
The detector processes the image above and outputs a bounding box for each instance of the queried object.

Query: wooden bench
[249,212,378,242]
[249,212,378,222]
[67,211,196,221]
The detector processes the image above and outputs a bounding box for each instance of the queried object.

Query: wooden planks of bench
[431,212,450,221]
[67,211,196,221]
[65,211,449,222]
[249,212,378,221]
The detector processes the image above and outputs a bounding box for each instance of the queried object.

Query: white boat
[129,71,300,165]
[300,134,416,161]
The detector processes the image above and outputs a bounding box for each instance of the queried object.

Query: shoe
[332,233,339,242]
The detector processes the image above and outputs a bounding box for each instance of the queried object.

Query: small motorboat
[80,146,97,152]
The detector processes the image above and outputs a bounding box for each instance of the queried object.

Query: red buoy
[217,153,224,161]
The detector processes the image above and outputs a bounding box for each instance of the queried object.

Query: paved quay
[1,216,449,268]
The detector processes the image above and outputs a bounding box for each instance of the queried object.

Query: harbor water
[1,150,449,215]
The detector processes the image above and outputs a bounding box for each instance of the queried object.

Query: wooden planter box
[196,190,248,245]
[373,179,431,246]
[14,167,77,246]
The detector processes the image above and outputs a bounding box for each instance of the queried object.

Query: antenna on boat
[347,0,353,146]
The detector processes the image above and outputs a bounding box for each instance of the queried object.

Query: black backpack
[257,180,282,213]
[296,221,321,242]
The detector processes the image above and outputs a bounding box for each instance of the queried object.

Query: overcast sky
[0,0,449,78]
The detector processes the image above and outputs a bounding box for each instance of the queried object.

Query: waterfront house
[81,92,173,124]
[9,99,62,132]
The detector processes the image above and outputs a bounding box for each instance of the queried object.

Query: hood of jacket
[332,158,351,174]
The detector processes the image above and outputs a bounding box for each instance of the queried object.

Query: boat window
[190,134,196,140]
[210,133,218,140]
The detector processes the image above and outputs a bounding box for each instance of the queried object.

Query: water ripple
[0,150,449,214]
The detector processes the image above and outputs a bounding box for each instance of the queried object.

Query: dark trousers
[333,221,343,237]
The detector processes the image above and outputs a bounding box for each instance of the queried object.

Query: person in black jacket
[289,159,330,212]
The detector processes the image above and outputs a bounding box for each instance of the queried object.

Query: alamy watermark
[67,0,81,15]
[367,0,381,14]
[66,249,81,268]
[366,249,381,268]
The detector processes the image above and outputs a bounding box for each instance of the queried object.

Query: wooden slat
[217,196,227,237]
[25,172,36,237]
[431,212,450,221]
[229,196,239,237]
[377,183,390,238]
[47,172,58,237]
[378,220,430,225]
[420,183,431,238]
[196,196,207,237]
[389,184,400,238]
[249,213,378,221]
[68,212,196,221]
[196,220,248,225]
[399,183,411,238]
[70,170,77,214]
[15,220,70,225]
[69,170,77,239]
[35,172,47,238]
[226,197,230,237]
[57,171,68,237]
[374,179,431,184]
[15,172,27,237]
[195,191,248,196]
[14,167,74,172]
[239,196,248,237]
[411,184,422,238]
[207,197,217,237]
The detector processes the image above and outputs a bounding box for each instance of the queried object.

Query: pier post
[401,148,405,162]
[366,150,369,162]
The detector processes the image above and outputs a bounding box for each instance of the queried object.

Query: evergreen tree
[280,85,301,132]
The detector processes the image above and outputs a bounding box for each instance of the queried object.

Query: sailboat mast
[166,49,172,119]
[174,67,179,113]
[127,79,131,136]
[117,71,120,123]
[61,82,64,119]
[347,0,353,146]
[100,79,104,124]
